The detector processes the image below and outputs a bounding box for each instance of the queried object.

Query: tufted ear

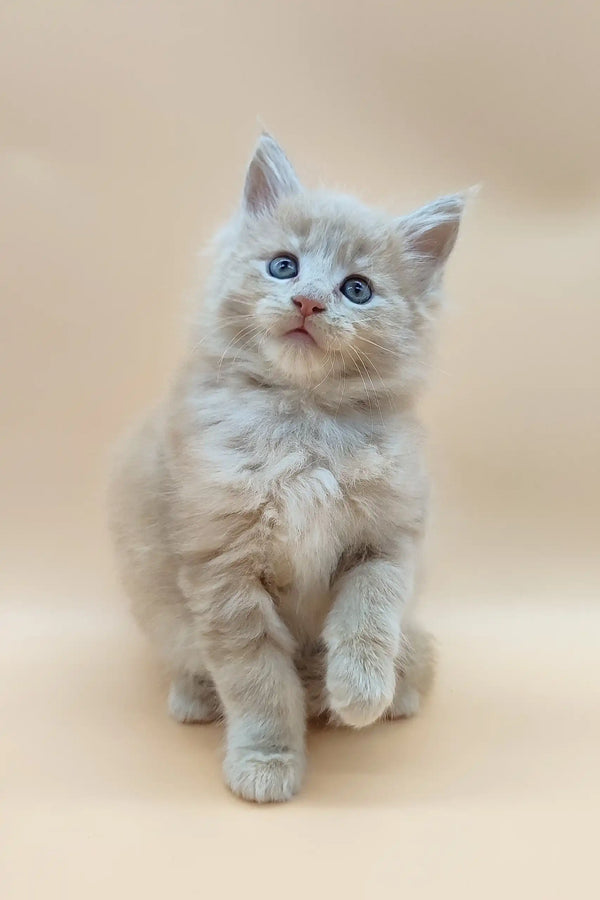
[397,192,467,286]
[242,133,301,216]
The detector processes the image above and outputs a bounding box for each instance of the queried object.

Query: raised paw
[326,644,396,728]
[168,673,221,723]
[224,747,305,803]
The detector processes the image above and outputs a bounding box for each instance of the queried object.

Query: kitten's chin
[262,334,337,387]
[283,328,318,347]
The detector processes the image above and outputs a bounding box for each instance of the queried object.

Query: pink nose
[292,296,326,317]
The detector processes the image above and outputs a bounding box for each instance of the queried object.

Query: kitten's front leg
[324,549,415,728]
[178,567,306,802]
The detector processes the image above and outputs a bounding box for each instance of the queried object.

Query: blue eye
[268,255,298,279]
[340,276,372,304]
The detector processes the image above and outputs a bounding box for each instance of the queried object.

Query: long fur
[109,135,464,802]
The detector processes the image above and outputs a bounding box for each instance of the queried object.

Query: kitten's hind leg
[168,670,222,724]
[387,621,436,720]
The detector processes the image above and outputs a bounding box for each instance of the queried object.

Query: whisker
[217,324,262,380]
[229,329,264,369]
[334,372,346,417]
[354,345,396,412]
[357,335,407,360]
[347,345,375,433]
[353,345,386,427]
[191,315,259,350]
[311,352,336,392]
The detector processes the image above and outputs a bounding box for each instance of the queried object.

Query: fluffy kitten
[109,135,465,803]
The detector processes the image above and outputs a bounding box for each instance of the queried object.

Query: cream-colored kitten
[109,135,464,803]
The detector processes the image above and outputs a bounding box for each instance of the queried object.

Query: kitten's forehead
[263,191,400,271]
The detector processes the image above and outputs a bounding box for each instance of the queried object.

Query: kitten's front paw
[326,645,396,728]
[224,747,305,803]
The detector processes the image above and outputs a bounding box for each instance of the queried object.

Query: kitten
[109,134,465,802]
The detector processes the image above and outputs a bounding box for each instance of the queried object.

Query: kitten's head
[203,135,465,405]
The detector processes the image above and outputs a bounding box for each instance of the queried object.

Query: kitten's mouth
[283,326,318,347]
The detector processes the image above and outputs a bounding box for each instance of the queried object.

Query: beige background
[2,2,599,898]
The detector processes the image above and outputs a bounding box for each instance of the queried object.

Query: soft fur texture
[109,135,464,803]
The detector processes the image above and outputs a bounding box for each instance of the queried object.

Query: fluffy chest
[242,431,392,629]
[210,422,385,594]
[264,462,347,585]
[256,460,355,637]
[192,394,405,632]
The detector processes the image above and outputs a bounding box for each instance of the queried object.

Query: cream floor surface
[3,511,599,900]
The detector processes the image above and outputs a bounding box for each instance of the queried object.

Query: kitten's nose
[292,296,326,318]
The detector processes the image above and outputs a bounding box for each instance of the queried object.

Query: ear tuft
[243,134,301,216]
[398,191,470,281]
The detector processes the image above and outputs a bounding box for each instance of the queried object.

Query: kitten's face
[206,136,464,401]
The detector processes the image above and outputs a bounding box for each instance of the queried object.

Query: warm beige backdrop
[2,2,599,898]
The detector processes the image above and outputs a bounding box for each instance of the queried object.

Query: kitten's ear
[242,133,301,216]
[397,192,467,285]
